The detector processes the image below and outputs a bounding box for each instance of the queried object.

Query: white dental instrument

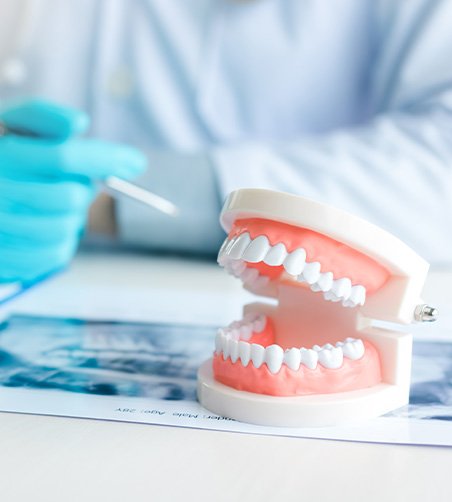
[0,121,179,217]
[103,175,178,217]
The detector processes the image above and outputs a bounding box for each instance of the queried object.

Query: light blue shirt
[0,0,451,262]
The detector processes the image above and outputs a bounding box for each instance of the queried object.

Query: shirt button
[107,66,134,99]
[0,58,27,86]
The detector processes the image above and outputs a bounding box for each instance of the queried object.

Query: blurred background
[0,0,451,285]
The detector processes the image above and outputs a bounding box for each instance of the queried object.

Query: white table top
[0,250,451,502]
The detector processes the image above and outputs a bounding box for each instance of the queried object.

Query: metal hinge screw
[414,304,439,322]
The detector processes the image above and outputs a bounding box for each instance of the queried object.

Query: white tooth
[335,341,344,347]
[229,339,239,363]
[263,242,287,266]
[238,341,251,366]
[222,336,230,360]
[265,344,284,374]
[284,348,301,371]
[242,235,270,263]
[215,331,223,354]
[239,324,253,340]
[342,339,365,360]
[318,346,344,369]
[251,344,266,368]
[356,286,366,305]
[311,272,334,293]
[253,315,267,333]
[230,260,246,276]
[300,348,318,369]
[243,312,259,323]
[229,328,240,340]
[224,262,235,276]
[346,285,366,306]
[241,267,260,284]
[233,268,247,279]
[228,233,251,260]
[217,238,230,263]
[300,262,321,284]
[323,290,341,302]
[218,238,229,253]
[283,248,307,276]
[312,345,322,352]
[345,337,356,342]
[323,343,334,350]
[220,236,238,262]
[253,275,270,290]
[332,278,352,300]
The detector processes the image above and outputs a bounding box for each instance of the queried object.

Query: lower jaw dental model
[197,189,438,427]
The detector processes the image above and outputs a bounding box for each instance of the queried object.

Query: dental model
[197,189,437,427]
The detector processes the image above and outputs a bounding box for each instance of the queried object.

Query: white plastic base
[197,360,409,428]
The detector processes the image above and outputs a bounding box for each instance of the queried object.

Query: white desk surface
[1,250,451,502]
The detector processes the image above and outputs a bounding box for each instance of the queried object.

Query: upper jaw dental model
[197,189,438,427]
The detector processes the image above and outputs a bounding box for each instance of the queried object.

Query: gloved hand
[0,99,147,283]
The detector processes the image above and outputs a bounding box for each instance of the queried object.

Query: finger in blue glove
[0,99,147,283]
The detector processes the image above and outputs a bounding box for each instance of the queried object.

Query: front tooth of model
[251,343,266,368]
[241,267,260,284]
[215,331,223,354]
[234,267,248,279]
[263,242,287,266]
[284,348,301,371]
[242,235,271,263]
[312,272,334,293]
[239,324,253,340]
[223,262,234,276]
[332,278,352,300]
[230,259,246,276]
[228,233,252,260]
[243,312,259,323]
[318,346,344,369]
[217,238,230,264]
[238,341,251,366]
[229,328,240,340]
[222,335,230,360]
[300,348,319,369]
[265,344,284,374]
[253,315,267,333]
[229,339,239,363]
[300,262,321,284]
[283,248,307,276]
[342,339,365,360]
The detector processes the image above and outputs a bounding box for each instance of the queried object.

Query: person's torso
[0,0,377,150]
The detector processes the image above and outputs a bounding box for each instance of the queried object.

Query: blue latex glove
[0,99,147,283]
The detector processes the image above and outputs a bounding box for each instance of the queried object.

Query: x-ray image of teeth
[0,315,216,401]
[385,341,452,421]
[0,314,452,422]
